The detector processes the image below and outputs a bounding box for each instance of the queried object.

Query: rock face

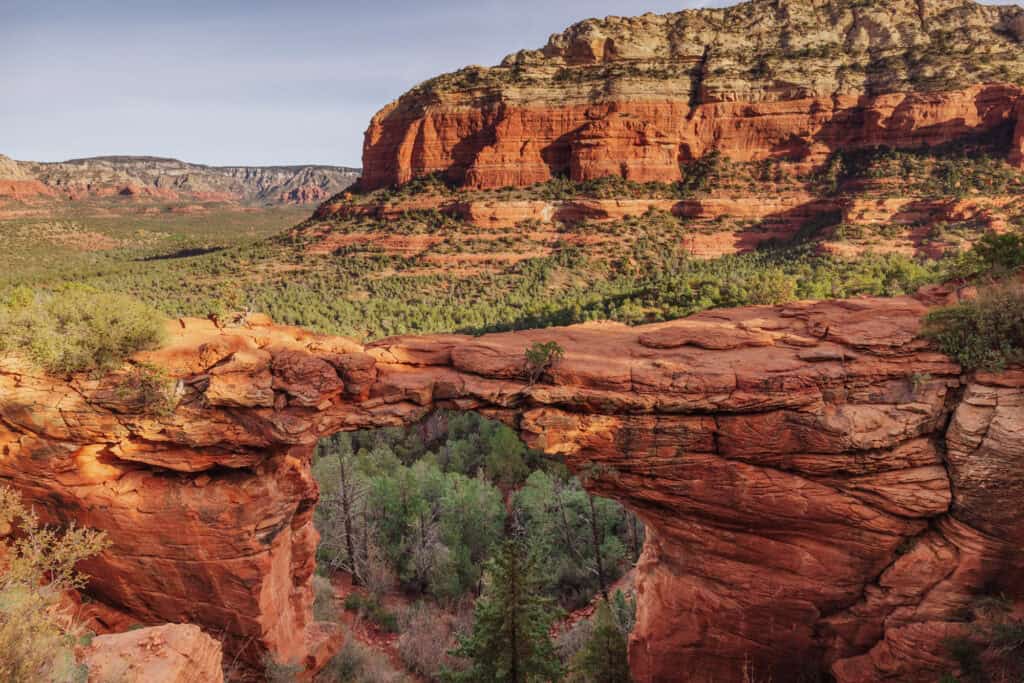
[0,155,360,205]
[313,193,821,231]
[79,624,223,683]
[306,192,841,259]
[1,292,1022,681]
[1012,99,1024,167]
[360,0,1024,189]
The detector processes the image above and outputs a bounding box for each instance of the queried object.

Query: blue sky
[0,1,734,167]
[2,0,1013,167]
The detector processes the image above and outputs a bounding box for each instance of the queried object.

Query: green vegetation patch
[924,284,1024,372]
[0,486,109,683]
[922,233,1024,372]
[0,284,166,374]
[343,593,400,633]
[814,144,1024,198]
[17,227,949,341]
[0,204,310,285]
[313,412,644,680]
[442,536,564,683]
[947,232,1024,280]
[942,594,1024,682]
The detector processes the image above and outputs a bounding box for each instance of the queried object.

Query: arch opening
[303,409,645,681]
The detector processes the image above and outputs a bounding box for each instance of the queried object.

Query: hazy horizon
[2,0,731,168]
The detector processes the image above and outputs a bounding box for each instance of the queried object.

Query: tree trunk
[337,454,360,584]
[418,509,430,593]
[588,494,609,601]
[510,549,521,683]
[553,483,584,566]
[361,503,370,572]
[625,509,642,563]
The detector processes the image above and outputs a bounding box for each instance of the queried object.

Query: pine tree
[443,536,563,682]
[571,600,631,683]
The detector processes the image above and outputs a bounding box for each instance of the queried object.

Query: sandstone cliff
[1,291,1021,681]
[0,155,360,205]
[360,0,1024,189]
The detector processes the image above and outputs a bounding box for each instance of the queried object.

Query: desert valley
[2,0,1024,682]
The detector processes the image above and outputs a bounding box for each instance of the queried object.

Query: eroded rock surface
[361,0,1024,189]
[1,292,1021,681]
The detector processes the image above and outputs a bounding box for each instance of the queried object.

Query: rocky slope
[1,289,1021,681]
[361,0,1024,190]
[0,155,360,205]
[309,181,1024,261]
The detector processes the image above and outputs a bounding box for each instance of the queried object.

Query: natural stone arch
[1,292,1021,681]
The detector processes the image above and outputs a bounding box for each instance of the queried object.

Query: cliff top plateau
[412,0,1024,105]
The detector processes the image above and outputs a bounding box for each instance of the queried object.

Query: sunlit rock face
[360,0,1024,190]
[79,624,224,683]
[1,288,1021,680]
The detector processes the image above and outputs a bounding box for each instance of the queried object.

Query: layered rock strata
[361,0,1024,190]
[1,292,1021,680]
[305,191,1019,263]
[0,155,360,205]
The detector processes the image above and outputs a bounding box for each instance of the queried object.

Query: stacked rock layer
[1,289,1021,681]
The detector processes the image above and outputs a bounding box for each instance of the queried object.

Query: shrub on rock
[0,284,165,374]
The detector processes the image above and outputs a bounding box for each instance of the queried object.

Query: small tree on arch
[524,341,565,385]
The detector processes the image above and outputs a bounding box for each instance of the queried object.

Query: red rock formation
[1,290,1022,680]
[79,624,223,683]
[364,85,1024,191]
[1011,99,1024,168]
[0,179,57,201]
[116,184,182,200]
[456,199,555,228]
[360,0,1024,191]
[277,184,334,205]
[827,371,1024,681]
[304,193,826,260]
[570,114,681,184]
[314,193,820,231]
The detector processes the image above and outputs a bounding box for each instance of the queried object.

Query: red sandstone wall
[1011,98,1024,168]
[361,85,1024,190]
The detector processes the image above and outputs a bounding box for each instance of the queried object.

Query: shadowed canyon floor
[1,287,1021,681]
